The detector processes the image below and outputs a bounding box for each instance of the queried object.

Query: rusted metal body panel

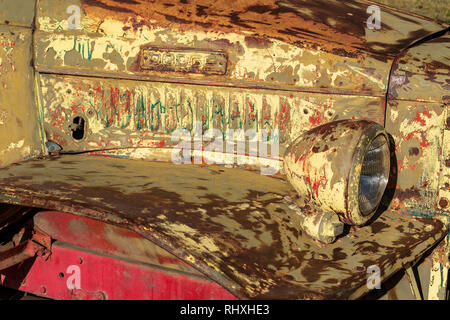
[383,33,449,300]
[39,73,385,161]
[0,210,236,300]
[439,130,450,214]
[362,242,445,300]
[388,34,449,103]
[34,0,446,99]
[386,100,445,215]
[0,0,448,300]
[73,0,445,56]
[427,238,449,299]
[33,0,401,165]
[0,241,43,271]
[0,155,446,299]
[1,241,237,300]
[0,23,45,168]
[33,1,448,176]
[34,210,202,276]
[0,206,236,299]
[386,33,449,218]
[0,0,36,28]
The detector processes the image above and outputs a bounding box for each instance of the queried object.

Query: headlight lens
[358,135,390,216]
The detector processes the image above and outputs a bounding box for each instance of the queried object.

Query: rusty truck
[0,0,448,300]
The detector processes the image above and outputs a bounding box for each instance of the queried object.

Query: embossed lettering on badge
[140,48,228,75]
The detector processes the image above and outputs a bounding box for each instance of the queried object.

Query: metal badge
[140,48,228,75]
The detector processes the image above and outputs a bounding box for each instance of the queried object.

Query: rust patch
[80,0,446,56]
[439,198,448,208]
[409,147,419,156]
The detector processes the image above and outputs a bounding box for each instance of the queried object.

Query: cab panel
[0,1,44,168]
[0,0,35,27]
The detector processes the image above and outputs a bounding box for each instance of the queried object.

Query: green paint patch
[72,37,93,60]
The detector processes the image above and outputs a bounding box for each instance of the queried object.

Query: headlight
[358,135,390,216]
[284,120,391,227]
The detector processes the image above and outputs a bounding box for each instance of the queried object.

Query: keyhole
[71,116,86,140]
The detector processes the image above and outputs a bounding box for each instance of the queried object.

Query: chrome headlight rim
[347,125,390,226]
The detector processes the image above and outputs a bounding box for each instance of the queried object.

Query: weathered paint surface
[1,241,237,300]
[0,0,36,28]
[0,155,446,299]
[438,129,450,213]
[34,0,445,99]
[34,210,202,276]
[384,32,449,289]
[427,237,449,299]
[0,23,45,168]
[33,0,448,179]
[386,100,445,215]
[39,73,385,166]
[284,120,388,226]
[388,34,450,103]
[0,0,448,299]
[361,239,447,300]
[386,33,449,218]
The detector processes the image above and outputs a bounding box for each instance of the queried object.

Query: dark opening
[71,116,85,140]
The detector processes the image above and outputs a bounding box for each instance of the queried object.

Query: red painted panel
[0,242,237,300]
[33,211,200,275]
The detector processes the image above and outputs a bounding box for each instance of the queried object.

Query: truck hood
[78,0,447,56]
[35,0,448,98]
